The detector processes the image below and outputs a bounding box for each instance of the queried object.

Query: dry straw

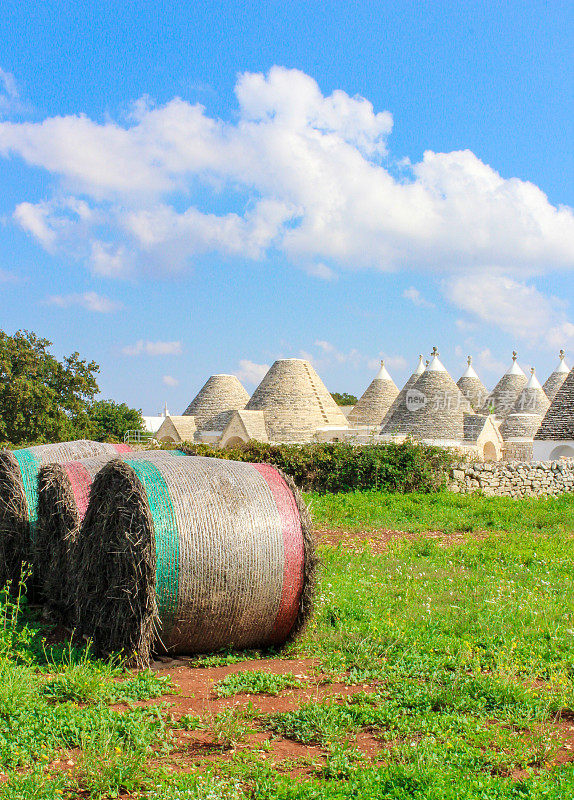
[36,449,185,624]
[75,455,316,666]
[0,440,133,588]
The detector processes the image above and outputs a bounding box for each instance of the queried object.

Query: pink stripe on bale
[113,444,133,453]
[253,463,305,644]
[64,463,93,520]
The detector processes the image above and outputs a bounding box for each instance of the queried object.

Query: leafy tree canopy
[0,330,142,446]
[330,392,358,406]
[87,399,144,442]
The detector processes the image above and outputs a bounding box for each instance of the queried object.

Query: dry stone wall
[450,459,574,498]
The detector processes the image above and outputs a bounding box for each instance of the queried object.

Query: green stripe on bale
[11,450,40,536]
[124,459,180,638]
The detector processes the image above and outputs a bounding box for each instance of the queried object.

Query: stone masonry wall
[450,458,574,498]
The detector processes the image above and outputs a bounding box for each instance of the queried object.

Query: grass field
[2,491,574,798]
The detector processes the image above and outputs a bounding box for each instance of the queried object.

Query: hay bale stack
[36,449,185,623]
[75,456,316,666]
[0,440,133,587]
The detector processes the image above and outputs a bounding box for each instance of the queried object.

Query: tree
[330,392,358,406]
[87,400,145,442]
[0,330,100,445]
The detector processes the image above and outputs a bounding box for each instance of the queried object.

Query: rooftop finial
[512,351,518,362]
[531,367,535,375]
[431,346,439,357]
[425,359,430,367]
[560,349,565,360]
[381,360,384,367]
[467,355,472,366]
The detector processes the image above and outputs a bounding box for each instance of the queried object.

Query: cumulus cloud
[444,273,574,350]
[313,340,406,375]
[0,68,21,116]
[234,359,269,386]
[305,262,337,281]
[403,286,434,308]
[44,292,123,313]
[0,65,571,280]
[162,375,179,387]
[475,348,507,376]
[122,340,183,356]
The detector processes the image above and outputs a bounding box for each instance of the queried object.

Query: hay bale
[0,440,133,588]
[36,450,185,624]
[75,456,316,666]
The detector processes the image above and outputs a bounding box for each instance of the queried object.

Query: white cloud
[305,262,337,281]
[234,359,269,386]
[475,348,507,376]
[0,66,571,279]
[444,272,574,350]
[0,68,21,116]
[313,340,406,375]
[0,268,17,284]
[403,286,434,308]
[44,291,123,313]
[372,354,407,372]
[162,375,179,387]
[14,201,57,250]
[122,340,183,356]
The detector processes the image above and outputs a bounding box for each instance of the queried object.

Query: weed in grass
[213,670,303,698]
[0,770,71,800]
[147,772,247,799]
[185,650,263,668]
[42,642,174,704]
[75,724,150,799]
[268,700,354,745]
[179,707,256,750]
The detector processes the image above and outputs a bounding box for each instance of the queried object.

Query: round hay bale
[75,456,316,666]
[36,450,185,624]
[0,440,133,588]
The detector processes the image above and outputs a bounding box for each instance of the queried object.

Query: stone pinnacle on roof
[246,358,348,443]
[535,362,574,441]
[457,356,488,412]
[543,350,571,402]
[513,368,550,416]
[382,348,472,441]
[480,351,527,418]
[183,374,250,431]
[347,361,399,427]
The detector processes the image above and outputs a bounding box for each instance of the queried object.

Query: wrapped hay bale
[0,440,133,587]
[36,449,185,623]
[76,455,316,666]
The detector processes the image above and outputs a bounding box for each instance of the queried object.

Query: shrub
[178,441,456,494]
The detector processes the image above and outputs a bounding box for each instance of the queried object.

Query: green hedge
[176,441,457,494]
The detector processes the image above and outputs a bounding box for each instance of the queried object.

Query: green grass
[306,487,574,534]
[3,489,574,798]
[213,671,303,698]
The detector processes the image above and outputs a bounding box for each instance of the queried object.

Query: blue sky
[0,0,572,413]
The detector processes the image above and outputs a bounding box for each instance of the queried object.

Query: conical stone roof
[480,352,527,417]
[382,348,472,441]
[513,368,550,416]
[246,358,349,442]
[501,412,543,441]
[183,374,250,431]
[347,362,399,427]
[382,355,425,429]
[543,350,570,402]
[535,365,574,441]
[457,356,488,412]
